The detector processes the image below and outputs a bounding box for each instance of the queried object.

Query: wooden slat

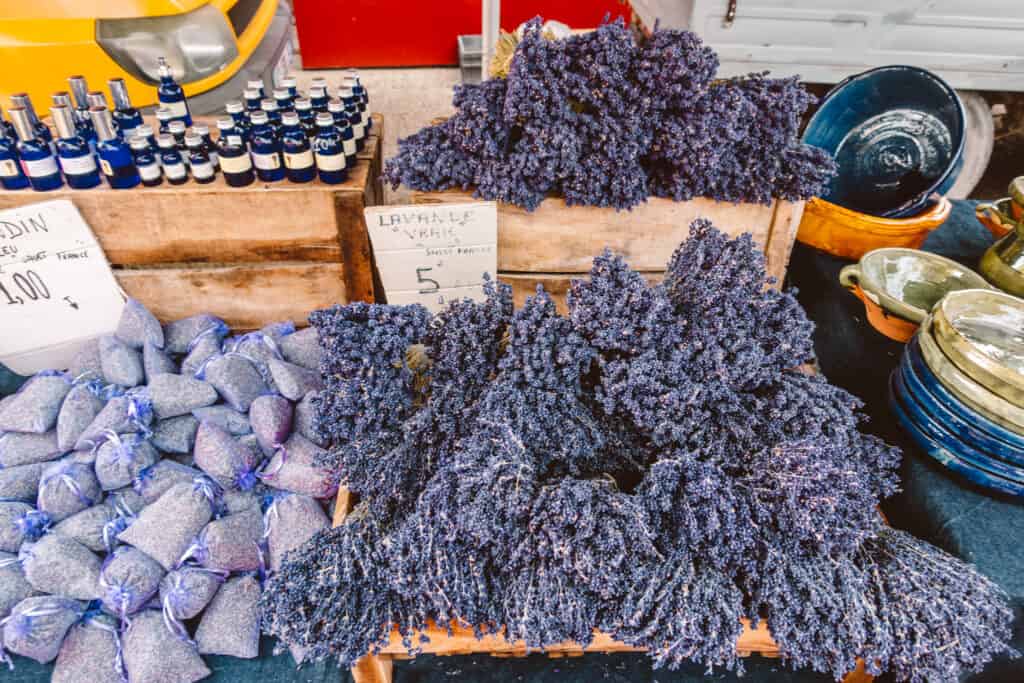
[413,190,803,282]
[115,262,346,330]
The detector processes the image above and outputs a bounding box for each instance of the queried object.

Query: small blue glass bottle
[328,100,358,169]
[243,88,263,115]
[52,92,97,152]
[281,112,315,184]
[308,86,328,113]
[248,111,284,182]
[135,124,158,152]
[108,78,144,141]
[225,101,252,145]
[68,76,97,143]
[157,134,188,185]
[280,75,298,99]
[156,57,192,126]
[185,133,216,184]
[9,107,61,191]
[10,94,54,155]
[216,117,254,187]
[0,106,16,142]
[294,98,316,138]
[347,101,366,152]
[247,79,266,100]
[156,108,174,135]
[192,123,219,170]
[273,88,293,113]
[51,105,100,189]
[0,126,29,190]
[168,121,188,157]
[313,112,347,185]
[90,106,139,189]
[260,99,282,137]
[129,136,162,187]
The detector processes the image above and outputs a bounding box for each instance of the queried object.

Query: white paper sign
[0,200,125,374]
[364,202,498,313]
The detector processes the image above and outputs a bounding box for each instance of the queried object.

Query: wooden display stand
[331,489,873,683]
[412,190,805,310]
[0,115,385,329]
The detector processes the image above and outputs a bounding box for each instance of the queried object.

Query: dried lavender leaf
[279,326,320,370]
[2,596,84,664]
[0,551,34,620]
[99,335,145,387]
[202,353,267,412]
[249,394,293,455]
[0,430,62,467]
[52,615,124,683]
[37,458,102,522]
[95,434,160,491]
[56,381,107,452]
[150,415,199,454]
[116,298,164,350]
[52,503,116,553]
[0,463,45,502]
[195,575,261,658]
[100,545,165,617]
[265,494,329,572]
[117,481,214,570]
[197,506,263,572]
[192,404,251,436]
[143,340,178,379]
[22,532,102,599]
[193,421,261,490]
[123,609,211,683]
[160,566,224,621]
[0,372,71,433]
[148,373,218,419]
[261,433,336,499]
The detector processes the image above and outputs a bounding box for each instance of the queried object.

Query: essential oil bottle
[273,88,293,113]
[185,133,215,184]
[248,111,283,182]
[243,89,262,114]
[91,107,139,189]
[157,134,187,185]
[51,105,100,189]
[156,108,174,134]
[0,106,16,141]
[246,79,266,100]
[260,99,282,135]
[294,98,316,137]
[86,91,110,110]
[328,100,358,169]
[310,76,329,93]
[108,78,144,141]
[216,117,254,187]
[52,92,97,153]
[279,75,298,99]
[9,107,61,191]
[67,76,97,141]
[225,100,252,143]
[168,120,188,156]
[9,94,54,153]
[0,124,29,190]
[156,56,192,125]
[346,101,366,152]
[129,136,162,187]
[308,86,328,112]
[135,124,158,152]
[313,112,346,184]
[192,123,219,169]
[281,111,315,183]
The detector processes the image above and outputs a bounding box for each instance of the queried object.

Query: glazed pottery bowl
[975,198,1017,239]
[889,373,1024,497]
[797,196,951,261]
[839,247,989,341]
[932,289,1024,407]
[900,341,1024,466]
[979,227,1024,298]
[803,65,965,218]
[917,316,1024,433]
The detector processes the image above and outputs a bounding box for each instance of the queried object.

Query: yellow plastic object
[0,0,277,111]
[797,196,952,261]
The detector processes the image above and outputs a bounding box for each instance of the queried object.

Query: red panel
[294,1,632,69]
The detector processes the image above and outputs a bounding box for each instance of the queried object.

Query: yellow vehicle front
[0,0,294,114]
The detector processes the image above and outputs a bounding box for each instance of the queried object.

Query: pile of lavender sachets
[0,298,334,681]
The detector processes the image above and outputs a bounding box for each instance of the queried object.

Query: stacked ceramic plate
[890,289,1024,497]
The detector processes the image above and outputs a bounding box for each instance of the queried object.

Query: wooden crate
[331,489,872,683]
[412,190,805,311]
[0,115,384,329]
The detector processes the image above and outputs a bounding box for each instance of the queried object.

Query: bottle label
[0,158,20,178]
[60,154,98,175]
[99,159,114,177]
[284,149,314,169]
[208,151,219,166]
[220,154,253,174]
[21,156,59,178]
[226,135,244,147]
[343,139,356,156]
[191,161,215,180]
[164,162,187,180]
[252,152,281,170]
[353,122,365,139]
[163,100,189,118]
[138,162,161,182]
[120,126,140,141]
[315,151,345,172]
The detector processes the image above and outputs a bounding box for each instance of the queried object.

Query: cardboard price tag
[0,200,125,374]
[364,202,498,312]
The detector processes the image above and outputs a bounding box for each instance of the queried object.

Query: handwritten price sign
[0,200,125,374]
[364,202,498,312]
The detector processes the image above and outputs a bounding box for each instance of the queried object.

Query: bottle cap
[51,91,72,107]
[156,133,177,149]
[168,120,187,134]
[193,123,210,136]
[88,106,117,141]
[184,132,203,148]
[50,105,78,139]
[225,100,244,114]
[86,91,109,108]
[249,111,269,125]
[273,88,290,100]
[129,135,150,150]
[280,76,297,88]
[281,111,300,126]
[336,87,355,99]
[8,107,36,142]
[216,117,235,131]
[9,94,38,123]
[310,77,328,89]
[260,99,278,112]
[327,99,344,113]
[157,57,173,79]
[108,78,132,110]
[243,89,261,102]
[315,112,334,127]
[68,76,90,108]
[137,124,154,138]
[309,86,326,99]
[294,98,312,111]
[156,108,174,121]
[246,79,264,91]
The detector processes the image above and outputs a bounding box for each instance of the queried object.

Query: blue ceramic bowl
[889,374,1024,497]
[904,336,1024,451]
[803,65,965,219]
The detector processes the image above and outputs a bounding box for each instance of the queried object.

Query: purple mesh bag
[0,552,34,620]
[37,458,101,522]
[0,463,45,503]
[160,565,225,623]
[191,405,251,436]
[133,461,202,505]
[143,341,178,379]
[21,532,102,599]
[0,431,63,467]
[1,596,84,664]
[267,358,322,401]
[194,575,261,659]
[193,421,262,491]
[99,545,165,619]
[75,391,152,451]
[70,339,102,380]
[264,494,329,572]
[180,332,223,378]
[99,335,145,388]
[249,394,292,456]
[0,503,49,553]
[164,314,227,355]
[148,373,218,419]
[51,504,113,553]
[94,433,160,491]
[260,433,336,499]
[150,415,199,454]
[279,326,320,371]
[0,371,71,434]
[199,353,267,412]
[115,298,164,350]
[52,613,124,683]
[186,507,263,573]
[122,609,211,682]
[117,480,215,570]
[292,391,325,446]
[56,379,107,452]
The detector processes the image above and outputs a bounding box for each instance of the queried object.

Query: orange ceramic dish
[843,284,920,342]
[797,196,952,260]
